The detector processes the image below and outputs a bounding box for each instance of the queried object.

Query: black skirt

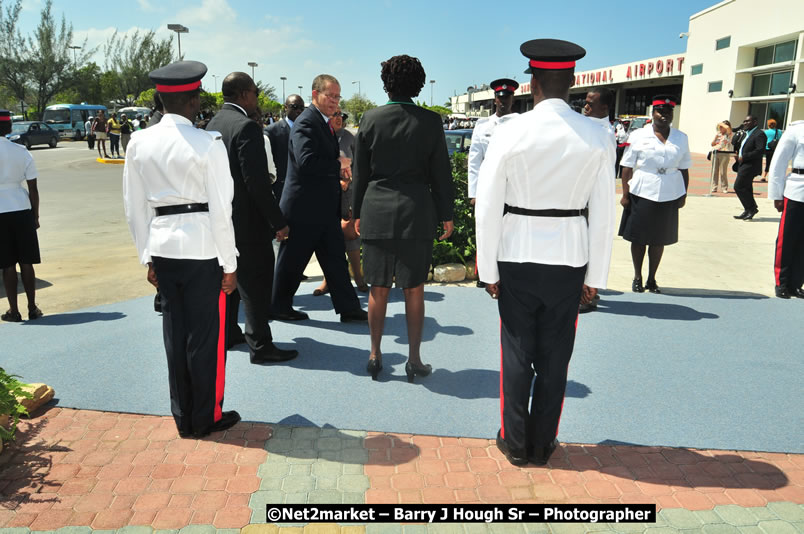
[362,238,432,288]
[618,194,679,246]
[0,209,41,268]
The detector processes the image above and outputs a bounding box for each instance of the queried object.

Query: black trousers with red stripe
[152,257,227,435]
[498,261,586,454]
[775,197,804,291]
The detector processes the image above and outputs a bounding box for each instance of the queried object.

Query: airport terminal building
[450,0,803,153]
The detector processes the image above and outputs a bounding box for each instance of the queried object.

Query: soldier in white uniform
[468,78,519,288]
[123,61,241,439]
[767,120,804,299]
[476,39,616,466]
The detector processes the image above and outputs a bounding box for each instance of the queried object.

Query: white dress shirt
[768,120,804,202]
[0,137,38,213]
[621,125,691,202]
[122,114,238,273]
[262,134,277,182]
[467,113,518,198]
[476,98,616,289]
[589,116,616,151]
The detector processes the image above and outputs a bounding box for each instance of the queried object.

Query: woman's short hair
[380,55,426,98]
[767,118,777,129]
[717,121,732,134]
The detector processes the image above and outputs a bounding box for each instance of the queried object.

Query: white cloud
[137,0,159,12]
[20,0,41,12]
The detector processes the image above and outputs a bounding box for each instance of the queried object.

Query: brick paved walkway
[2,407,803,533]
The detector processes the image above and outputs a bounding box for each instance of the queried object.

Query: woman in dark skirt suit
[619,95,691,293]
[352,55,454,381]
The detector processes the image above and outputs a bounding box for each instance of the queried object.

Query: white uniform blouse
[768,121,804,203]
[467,113,518,198]
[122,114,238,273]
[476,99,616,289]
[621,125,691,202]
[0,137,38,213]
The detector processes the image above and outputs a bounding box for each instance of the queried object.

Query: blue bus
[42,104,108,140]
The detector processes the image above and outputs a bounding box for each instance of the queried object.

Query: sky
[14,0,717,106]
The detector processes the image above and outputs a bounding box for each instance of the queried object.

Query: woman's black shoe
[405,361,432,383]
[632,278,644,293]
[645,279,661,294]
[366,357,382,381]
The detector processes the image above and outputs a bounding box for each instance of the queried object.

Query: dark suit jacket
[352,99,453,240]
[280,106,341,223]
[206,103,286,244]
[735,128,767,177]
[264,118,290,182]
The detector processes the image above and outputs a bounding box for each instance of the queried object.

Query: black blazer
[735,128,767,177]
[206,103,286,244]
[353,99,454,240]
[280,106,341,223]
[264,118,290,182]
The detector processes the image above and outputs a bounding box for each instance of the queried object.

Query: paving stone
[716,505,761,526]
[747,507,778,522]
[320,428,342,437]
[696,510,727,524]
[307,489,342,504]
[118,528,155,534]
[701,525,742,533]
[794,522,804,533]
[661,508,704,529]
[606,522,645,532]
[286,450,318,464]
[316,476,338,490]
[270,426,291,439]
[488,524,527,533]
[644,529,684,534]
[215,529,241,534]
[316,438,344,451]
[291,428,321,441]
[284,493,309,504]
[758,520,798,534]
[265,452,288,463]
[342,492,364,504]
[462,526,488,534]
[289,464,312,476]
[341,448,369,465]
[424,526,465,534]
[259,463,291,478]
[281,476,316,493]
[550,524,608,534]
[312,461,343,478]
[517,524,549,534]
[177,526,216,534]
[337,475,370,493]
[343,463,365,475]
[342,527,367,534]
[318,450,340,462]
[1,529,31,534]
[261,477,283,491]
[402,526,429,534]
[153,531,180,534]
[301,525,341,534]
[250,490,284,509]
[55,528,93,534]
[736,527,764,534]
[768,503,804,522]
[293,440,316,451]
[340,430,366,439]
[267,438,294,453]
[366,525,405,534]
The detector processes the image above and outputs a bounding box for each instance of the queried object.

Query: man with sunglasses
[266,94,304,202]
[272,74,368,323]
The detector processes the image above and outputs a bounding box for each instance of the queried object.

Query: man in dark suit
[733,114,767,220]
[206,72,298,363]
[272,74,367,323]
[265,94,304,201]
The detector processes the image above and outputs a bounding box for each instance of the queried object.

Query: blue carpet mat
[2,282,802,453]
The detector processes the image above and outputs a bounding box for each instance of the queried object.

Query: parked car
[6,121,60,149]
[445,129,474,156]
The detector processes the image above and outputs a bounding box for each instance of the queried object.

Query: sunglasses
[288,104,303,110]
[332,112,342,117]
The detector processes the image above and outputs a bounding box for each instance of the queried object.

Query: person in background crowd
[272,74,368,324]
[476,39,615,467]
[353,54,454,382]
[732,115,767,220]
[248,107,277,183]
[92,109,109,159]
[132,114,142,131]
[107,112,122,158]
[314,107,368,297]
[767,120,804,299]
[762,118,783,182]
[710,121,733,193]
[266,94,304,203]
[467,77,519,289]
[615,119,630,177]
[1,109,43,323]
[148,93,164,127]
[123,60,241,439]
[619,95,690,294]
[120,113,134,154]
[85,115,95,150]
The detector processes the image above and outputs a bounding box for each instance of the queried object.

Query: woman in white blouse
[619,95,691,294]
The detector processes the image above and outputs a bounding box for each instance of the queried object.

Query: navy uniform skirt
[362,238,432,289]
[618,193,680,246]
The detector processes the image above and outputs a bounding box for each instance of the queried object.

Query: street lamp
[352,80,360,96]
[68,45,81,65]
[212,74,218,93]
[429,80,435,106]
[248,62,258,80]
[280,76,287,103]
[167,24,189,58]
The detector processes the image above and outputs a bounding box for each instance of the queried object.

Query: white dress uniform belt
[504,204,588,217]
[792,168,804,175]
[154,203,209,216]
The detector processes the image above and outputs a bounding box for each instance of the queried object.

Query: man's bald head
[285,94,304,121]
[222,71,258,113]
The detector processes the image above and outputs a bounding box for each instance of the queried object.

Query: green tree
[431,152,475,266]
[0,0,30,114]
[340,94,376,125]
[417,101,451,117]
[135,88,156,108]
[70,62,104,104]
[256,81,277,102]
[104,29,174,106]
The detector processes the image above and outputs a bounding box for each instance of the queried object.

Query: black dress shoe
[193,410,240,438]
[269,309,309,321]
[405,361,432,383]
[632,278,644,293]
[154,291,162,313]
[476,281,486,288]
[743,208,758,220]
[794,288,804,299]
[528,438,559,466]
[733,211,749,219]
[251,344,299,363]
[645,279,661,294]
[366,357,383,381]
[340,309,368,322]
[775,286,792,299]
[226,330,246,350]
[496,430,528,467]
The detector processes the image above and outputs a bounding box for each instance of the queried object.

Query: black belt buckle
[154,203,209,216]
[793,168,804,175]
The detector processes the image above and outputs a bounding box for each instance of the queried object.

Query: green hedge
[0,368,31,441]
[432,152,476,267]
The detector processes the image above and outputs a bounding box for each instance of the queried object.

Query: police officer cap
[149,60,207,93]
[521,39,586,74]
[490,78,518,96]
[651,94,678,108]
[0,109,10,122]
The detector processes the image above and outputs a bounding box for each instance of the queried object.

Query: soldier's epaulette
[205,130,223,141]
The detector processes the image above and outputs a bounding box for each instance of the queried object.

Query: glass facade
[752,70,793,96]
[749,101,788,128]
[755,39,797,66]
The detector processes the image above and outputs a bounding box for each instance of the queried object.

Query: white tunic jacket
[0,137,38,213]
[476,98,616,289]
[768,121,804,203]
[467,113,518,198]
[621,125,691,202]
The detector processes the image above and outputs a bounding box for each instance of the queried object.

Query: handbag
[706,151,712,161]
[768,129,780,151]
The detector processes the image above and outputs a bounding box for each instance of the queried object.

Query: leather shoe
[645,279,661,294]
[529,438,559,466]
[794,288,804,299]
[251,344,299,363]
[226,330,246,350]
[743,208,758,220]
[340,309,368,322]
[193,410,240,438]
[775,286,791,299]
[476,281,486,288]
[269,309,309,321]
[496,430,528,466]
[733,211,749,220]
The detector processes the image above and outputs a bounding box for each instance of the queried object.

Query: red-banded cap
[651,94,678,108]
[520,39,586,74]
[490,78,519,96]
[0,109,10,122]
[149,60,207,93]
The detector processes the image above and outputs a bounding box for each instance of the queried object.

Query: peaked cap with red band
[0,109,11,122]
[520,38,586,74]
[651,94,678,108]
[490,78,519,96]
[150,60,207,93]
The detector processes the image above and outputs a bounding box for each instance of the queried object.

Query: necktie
[327,119,334,135]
